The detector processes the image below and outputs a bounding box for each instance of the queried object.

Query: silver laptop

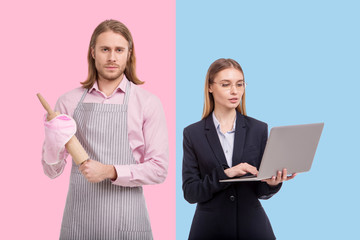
[220,123,324,182]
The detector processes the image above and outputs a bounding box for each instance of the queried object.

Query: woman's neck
[213,108,237,133]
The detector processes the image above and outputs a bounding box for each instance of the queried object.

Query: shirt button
[230,195,235,201]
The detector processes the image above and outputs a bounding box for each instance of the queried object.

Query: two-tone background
[1,0,359,239]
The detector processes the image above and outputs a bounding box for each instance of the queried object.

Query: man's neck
[97,75,124,97]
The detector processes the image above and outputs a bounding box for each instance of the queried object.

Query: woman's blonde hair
[202,58,247,119]
[81,19,143,89]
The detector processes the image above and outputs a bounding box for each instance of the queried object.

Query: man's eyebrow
[98,45,126,49]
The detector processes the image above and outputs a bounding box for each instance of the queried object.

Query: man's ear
[91,47,95,59]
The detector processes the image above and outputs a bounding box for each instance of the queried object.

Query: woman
[182,58,295,239]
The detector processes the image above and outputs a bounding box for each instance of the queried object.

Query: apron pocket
[118,230,153,240]
[117,187,152,234]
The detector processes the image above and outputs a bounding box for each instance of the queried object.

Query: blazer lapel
[204,114,228,167]
[232,111,247,166]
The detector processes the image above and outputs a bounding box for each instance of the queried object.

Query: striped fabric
[60,82,153,240]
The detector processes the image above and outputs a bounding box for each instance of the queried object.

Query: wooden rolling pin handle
[37,93,54,114]
[36,93,58,121]
[65,137,89,165]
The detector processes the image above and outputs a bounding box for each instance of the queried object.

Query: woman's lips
[229,98,238,103]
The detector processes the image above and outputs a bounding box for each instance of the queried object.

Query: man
[42,19,168,240]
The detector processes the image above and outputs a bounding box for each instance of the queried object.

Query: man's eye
[102,49,109,52]
[221,83,230,87]
[117,49,123,52]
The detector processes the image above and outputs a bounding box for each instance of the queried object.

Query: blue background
[176,1,360,239]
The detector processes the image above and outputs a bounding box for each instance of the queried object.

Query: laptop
[220,122,324,182]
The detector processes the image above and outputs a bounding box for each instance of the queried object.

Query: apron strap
[79,88,88,103]
[123,81,131,106]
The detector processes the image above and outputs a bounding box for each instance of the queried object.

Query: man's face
[92,31,130,82]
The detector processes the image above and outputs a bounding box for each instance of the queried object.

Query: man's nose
[108,50,116,62]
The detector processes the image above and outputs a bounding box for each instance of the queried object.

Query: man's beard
[97,65,126,81]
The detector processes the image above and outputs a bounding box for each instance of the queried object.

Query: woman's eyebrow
[219,79,244,82]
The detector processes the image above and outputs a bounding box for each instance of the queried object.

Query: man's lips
[105,65,119,69]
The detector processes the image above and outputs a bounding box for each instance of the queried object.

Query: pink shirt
[42,77,169,187]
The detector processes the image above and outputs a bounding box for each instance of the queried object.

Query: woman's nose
[230,84,238,94]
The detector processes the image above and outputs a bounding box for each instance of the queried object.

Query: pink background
[0,0,175,239]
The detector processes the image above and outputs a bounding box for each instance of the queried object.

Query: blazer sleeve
[255,123,282,199]
[182,127,231,204]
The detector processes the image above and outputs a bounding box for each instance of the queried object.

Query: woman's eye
[237,83,243,87]
[221,83,230,87]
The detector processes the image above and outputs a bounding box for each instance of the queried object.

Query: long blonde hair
[81,19,143,89]
[202,58,247,119]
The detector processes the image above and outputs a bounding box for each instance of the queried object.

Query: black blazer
[182,111,282,240]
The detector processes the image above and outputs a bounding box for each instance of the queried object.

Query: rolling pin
[37,93,89,165]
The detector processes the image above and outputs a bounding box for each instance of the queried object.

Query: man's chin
[98,73,123,82]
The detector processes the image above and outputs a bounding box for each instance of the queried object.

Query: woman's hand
[224,162,259,178]
[261,168,296,187]
[79,159,117,183]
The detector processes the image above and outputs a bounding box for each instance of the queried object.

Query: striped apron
[60,82,153,240]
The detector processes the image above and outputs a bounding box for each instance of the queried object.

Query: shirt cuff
[112,165,132,186]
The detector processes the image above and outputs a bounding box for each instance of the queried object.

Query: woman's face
[209,68,245,111]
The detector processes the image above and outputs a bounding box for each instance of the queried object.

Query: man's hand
[47,111,60,121]
[261,168,296,187]
[79,159,117,183]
